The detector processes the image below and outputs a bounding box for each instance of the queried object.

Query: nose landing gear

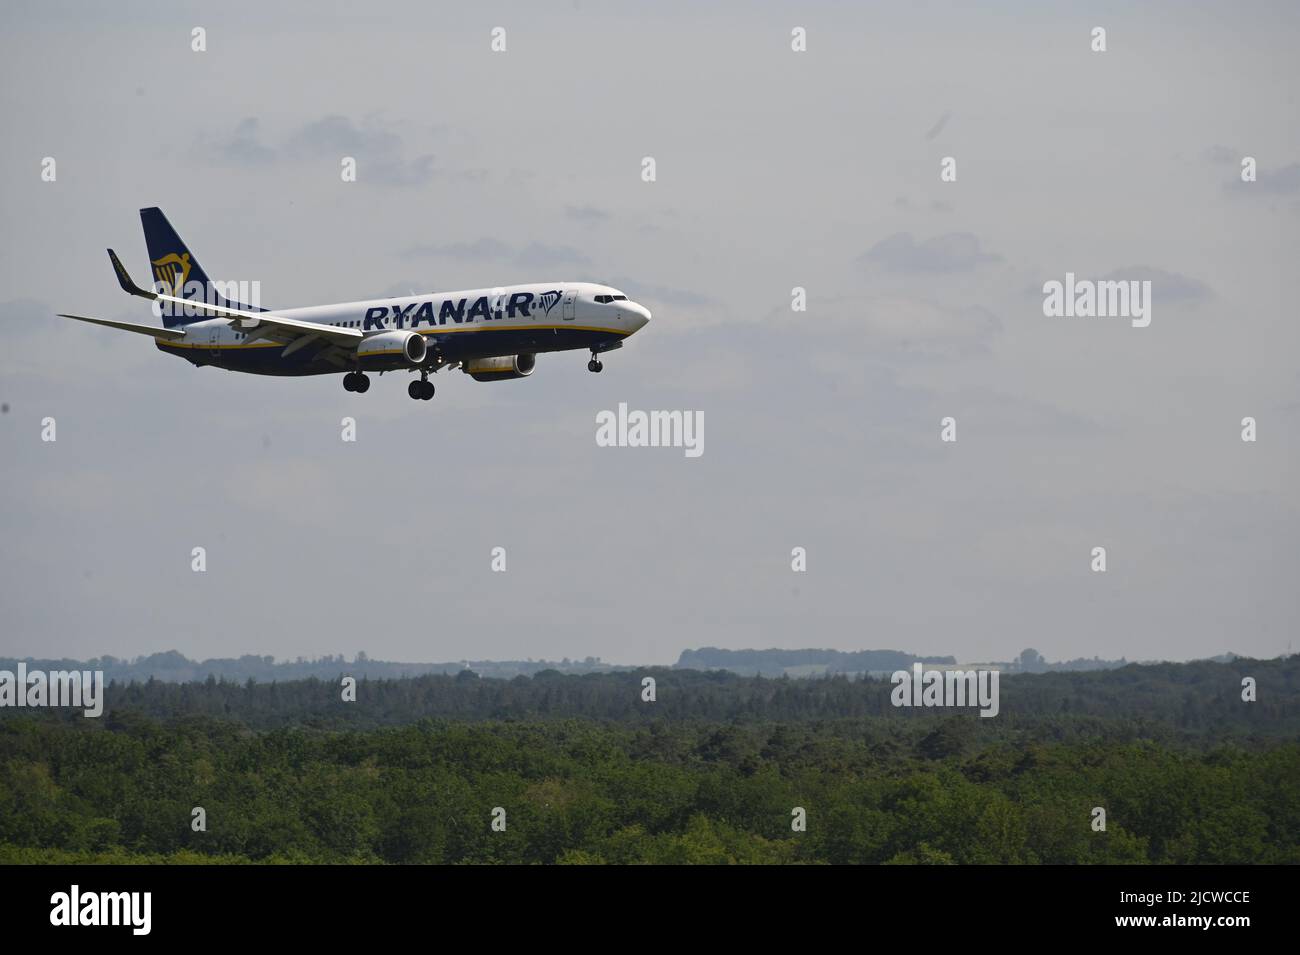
[587,352,603,373]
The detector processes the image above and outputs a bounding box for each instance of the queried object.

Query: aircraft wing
[105,248,364,348]
[154,292,364,347]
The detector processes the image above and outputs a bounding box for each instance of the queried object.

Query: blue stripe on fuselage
[156,326,626,376]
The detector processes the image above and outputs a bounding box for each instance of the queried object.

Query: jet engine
[356,330,427,369]
[464,353,536,381]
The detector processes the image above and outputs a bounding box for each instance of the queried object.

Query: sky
[1,1,1297,666]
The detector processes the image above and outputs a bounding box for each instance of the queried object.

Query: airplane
[59,208,651,400]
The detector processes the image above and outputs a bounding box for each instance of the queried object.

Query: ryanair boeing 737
[59,208,651,400]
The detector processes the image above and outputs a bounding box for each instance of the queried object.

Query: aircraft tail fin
[139,207,264,327]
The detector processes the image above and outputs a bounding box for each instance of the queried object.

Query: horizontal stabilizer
[57,313,186,340]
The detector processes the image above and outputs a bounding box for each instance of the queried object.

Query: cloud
[404,238,510,261]
[194,115,436,186]
[514,243,592,269]
[606,277,714,307]
[861,298,1000,349]
[377,280,437,299]
[923,110,952,141]
[287,115,435,186]
[1101,267,1213,304]
[860,232,1001,273]
[1022,267,1213,305]
[1209,148,1300,196]
[565,205,610,223]
[400,238,589,269]
[1243,162,1300,196]
[1202,144,1238,164]
[193,117,277,166]
[805,296,1001,358]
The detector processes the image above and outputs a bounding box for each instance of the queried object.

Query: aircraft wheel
[343,373,357,392]
[588,359,603,373]
[422,381,435,400]
[408,380,423,400]
[354,374,370,393]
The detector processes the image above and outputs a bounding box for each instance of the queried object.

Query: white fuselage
[156,281,651,375]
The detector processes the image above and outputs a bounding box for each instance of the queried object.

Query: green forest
[1,656,1297,864]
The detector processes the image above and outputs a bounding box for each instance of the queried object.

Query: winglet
[107,248,157,300]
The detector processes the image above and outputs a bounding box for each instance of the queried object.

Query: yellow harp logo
[151,252,192,296]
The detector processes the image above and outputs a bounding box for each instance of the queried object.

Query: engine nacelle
[464,353,536,381]
[357,330,427,369]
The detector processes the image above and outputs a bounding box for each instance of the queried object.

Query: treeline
[3,656,1294,739]
[1,716,1295,864]
[675,647,956,676]
[676,646,1172,677]
[0,650,626,684]
[0,643,1163,686]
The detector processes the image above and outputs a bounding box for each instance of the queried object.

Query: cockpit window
[595,294,628,304]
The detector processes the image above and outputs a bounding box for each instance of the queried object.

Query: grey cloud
[794,295,1001,359]
[1102,267,1214,304]
[1202,144,1238,164]
[287,115,434,186]
[401,238,589,269]
[607,277,714,307]
[287,115,398,156]
[514,243,591,269]
[195,114,436,186]
[861,232,1001,273]
[565,205,610,223]
[193,117,277,166]
[404,238,511,260]
[1211,150,1300,196]
[377,280,435,299]
[923,110,952,141]
[1237,162,1300,196]
[1020,267,1213,304]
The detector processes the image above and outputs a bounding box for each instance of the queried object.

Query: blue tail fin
[139,207,264,327]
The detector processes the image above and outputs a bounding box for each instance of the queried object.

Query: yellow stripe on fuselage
[414,323,627,337]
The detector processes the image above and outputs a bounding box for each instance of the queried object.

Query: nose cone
[627,302,651,333]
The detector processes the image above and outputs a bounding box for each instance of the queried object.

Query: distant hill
[675,647,958,677]
[0,646,1244,685]
[0,650,629,684]
[673,646,1225,677]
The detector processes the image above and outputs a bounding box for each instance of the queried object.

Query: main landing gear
[587,352,603,373]
[408,373,435,400]
[343,372,370,393]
